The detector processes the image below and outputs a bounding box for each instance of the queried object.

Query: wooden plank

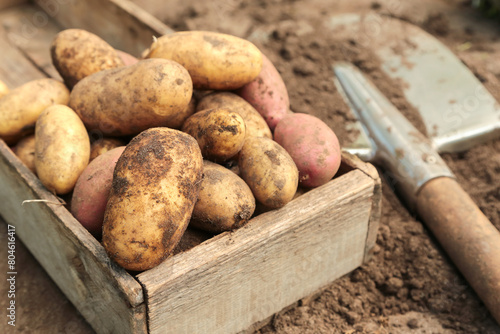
[341,152,382,262]
[0,140,147,334]
[0,0,26,11]
[0,8,47,87]
[33,0,174,57]
[138,169,375,334]
[0,4,62,81]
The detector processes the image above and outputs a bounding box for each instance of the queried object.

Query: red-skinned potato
[71,146,125,237]
[274,113,341,188]
[116,50,139,66]
[236,53,290,131]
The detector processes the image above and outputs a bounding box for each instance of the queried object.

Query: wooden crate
[0,1,381,333]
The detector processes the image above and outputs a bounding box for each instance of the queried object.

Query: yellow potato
[146,31,263,90]
[190,160,255,233]
[197,92,272,140]
[35,105,90,195]
[238,137,298,209]
[89,137,126,162]
[13,135,36,174]
[182,108,246,162]
[0,79,70,145]
[51,29,124,88]
[69,58,193,136]
[102,128,203,271]
[0,79,9,98]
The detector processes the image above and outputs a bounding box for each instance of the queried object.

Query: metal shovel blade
[327,13,500,153]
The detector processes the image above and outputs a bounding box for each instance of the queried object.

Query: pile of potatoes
[0,29,341,272]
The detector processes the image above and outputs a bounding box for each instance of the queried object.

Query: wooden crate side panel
[0,142,146,334]
[33,0,174,57]
[340,152,382,262]
[138,170,375,334]
[0,7,49,88]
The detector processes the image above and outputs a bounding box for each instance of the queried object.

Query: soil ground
[1,0,500,333]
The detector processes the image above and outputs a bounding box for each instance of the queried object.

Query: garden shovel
[330,15,500,325]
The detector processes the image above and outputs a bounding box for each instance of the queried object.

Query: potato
[89,138,126,162]
[274,113,341,188]
[71,146,125,236]
[0,79,9,98]
[51,29,124,88]
[116,50,139,66]
[0,79,70,145]
[13,135,36,174]
[236,53,290,131]
[146,31,263,90]
[238,137,298,209]
[103,128,203,271]
[35,105,90,195]
[197,92,272,140]
[173,227,213,255]
[182,108,246,162]
[190,160,255,233]
[69,59,193,136]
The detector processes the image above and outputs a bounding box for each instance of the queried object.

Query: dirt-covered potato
[35,105,90,195]
[0,79,70,145]
[239,137,298,209]
[13,135,36,174]
[0,79,9,98]
[146,31,263,90]
[102,128,203,271]
[190,160,255,233]
[69,59,193,136]
[182,108,246,162]
[274,113,341,188]
[89,138,126,162]
[71,146,125,236]
[196,92,272,140]
[51,29,124,88]
[237,53,290,131]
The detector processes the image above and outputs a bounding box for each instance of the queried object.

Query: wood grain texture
[0,140,146,333]
[0,0,26,11]
[0,5,62,80]
[0,8,47,88]
[340,152,382,262]
[416,176,500,325]
[33,0,174,57]
[138,169,376,334]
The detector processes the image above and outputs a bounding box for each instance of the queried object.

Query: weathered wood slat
[0,8,48,87]
[33,0,174,57]
[0,140,146,333]
[137,169,375,334]
[0,5,62,81]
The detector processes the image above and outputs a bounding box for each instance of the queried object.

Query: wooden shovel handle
[416,177,500,323]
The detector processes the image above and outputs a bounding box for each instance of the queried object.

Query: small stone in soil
[407,318,420,329]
